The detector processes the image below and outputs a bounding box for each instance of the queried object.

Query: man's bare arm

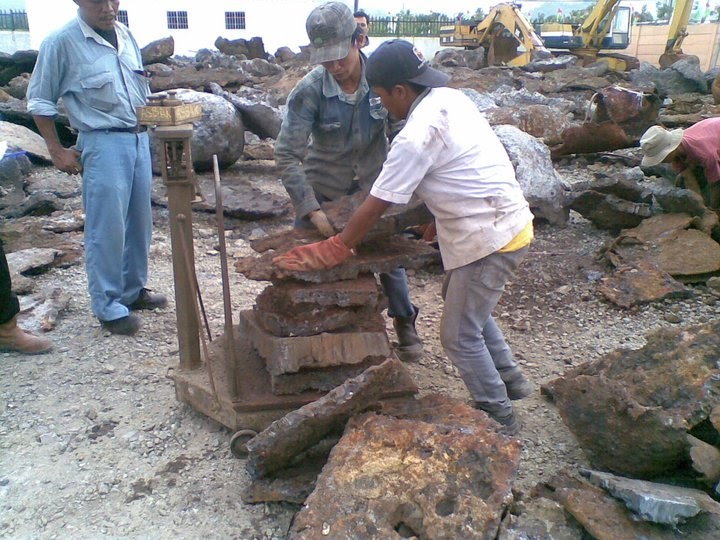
[339,195,392,249]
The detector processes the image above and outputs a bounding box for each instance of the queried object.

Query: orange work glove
[272,234,354,271]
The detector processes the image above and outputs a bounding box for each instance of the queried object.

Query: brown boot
[0,315,53,354]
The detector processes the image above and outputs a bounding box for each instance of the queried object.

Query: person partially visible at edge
[273,2,423,362]
[27,0,166,337]
[640,119,720,210]
[273,39,536,436]
[354,9,370,49]
[0,239,53,354]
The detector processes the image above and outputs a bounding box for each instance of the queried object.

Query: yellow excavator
[658,0,694,68]
[538,0,638,70]
[438,3,552,67]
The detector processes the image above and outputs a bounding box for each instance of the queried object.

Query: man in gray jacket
[274,1,422,361]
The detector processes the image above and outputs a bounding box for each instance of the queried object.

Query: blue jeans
[294,212,414,319]
[77,130,153,321]
[440,246,529,415]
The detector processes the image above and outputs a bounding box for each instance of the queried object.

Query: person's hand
[50,146,82,175]
[308,210,335,237]
[272,235,354,271]
[421,221,437,242]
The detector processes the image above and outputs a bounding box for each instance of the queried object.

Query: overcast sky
[356,0,496,16]
[352,0,692,17]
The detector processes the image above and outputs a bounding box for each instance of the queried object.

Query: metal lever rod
[213,155,238,398]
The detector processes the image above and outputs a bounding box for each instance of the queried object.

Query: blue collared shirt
[27,16,149,132]
[274,58,389,219]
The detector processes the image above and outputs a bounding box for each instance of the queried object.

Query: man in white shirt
[274,39,535,435]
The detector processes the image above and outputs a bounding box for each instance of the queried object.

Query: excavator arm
[577,0,622,50]
[438,3,551,67]
[659,0,694,68]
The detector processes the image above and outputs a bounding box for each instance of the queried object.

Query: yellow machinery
[438,3,551,67]
[539,0,637,70]
[658,0,694,68]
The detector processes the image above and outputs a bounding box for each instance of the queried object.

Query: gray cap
[306,2,357,64]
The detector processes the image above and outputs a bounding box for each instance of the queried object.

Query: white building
[24,0,328,56]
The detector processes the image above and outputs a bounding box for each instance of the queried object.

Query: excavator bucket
[658,51,693,69]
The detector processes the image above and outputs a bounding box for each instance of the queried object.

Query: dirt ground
[2,157,719,539]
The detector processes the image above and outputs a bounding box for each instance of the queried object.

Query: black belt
[106,125,147,133]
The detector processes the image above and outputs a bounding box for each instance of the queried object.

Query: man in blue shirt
[28,0,166,336]
[274,2,423,361]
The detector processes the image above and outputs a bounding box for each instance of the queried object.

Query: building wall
[619,23,720,70]
[19,2,720,71]
[25,0,324,55]
[0,29,29,52]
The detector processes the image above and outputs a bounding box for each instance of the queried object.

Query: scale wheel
[230,429,258,458]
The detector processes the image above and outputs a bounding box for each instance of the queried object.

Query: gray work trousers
[440,246,529,416]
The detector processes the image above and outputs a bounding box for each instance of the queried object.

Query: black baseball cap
[366,39,450,88]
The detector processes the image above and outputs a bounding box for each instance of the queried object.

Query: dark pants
[0,239,20,325]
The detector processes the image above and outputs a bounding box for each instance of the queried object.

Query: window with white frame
[167,11,188,30]
[117,10,129,27]
[225,11,246,30]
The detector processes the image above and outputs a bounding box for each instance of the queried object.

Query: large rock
[4,73,29,99]
[235,235,440,284]
[432,48,485,70]
[539,470,720,539]
[149,88,244,172]
[290,395,521,539]
[207,82,282,140]
[141,36,174,65]
[630,60,708,96]
[485,104,571,146]
[582,469,720,526]
[238,310,389,376]
[543,320,720,478]
[145,63,250,93]
[604,213,720,279]
[493,124,570,225]
[215,36,267,60]
[570,191,652,231]
[0,50,37,86]
[0,120,51,162]
[245,358,415,478]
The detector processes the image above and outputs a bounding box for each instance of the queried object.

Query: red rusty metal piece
[551,85,661,157]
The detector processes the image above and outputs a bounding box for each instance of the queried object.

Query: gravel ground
[2,159,720,539]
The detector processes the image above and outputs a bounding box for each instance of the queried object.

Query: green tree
[634,4,655,22]
[472,8,485,21]
[656,1,673,20]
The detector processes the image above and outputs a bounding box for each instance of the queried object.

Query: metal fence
[368,17,452,38]
[0,10,28,31]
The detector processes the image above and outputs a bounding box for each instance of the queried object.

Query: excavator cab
[540,5,632,50]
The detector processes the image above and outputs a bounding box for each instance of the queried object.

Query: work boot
[128,288,167,311]
[393,306,423,362]
[474,402,521,436]
[0,315,53,354]
[101,314,142,336]
[490,410,521,436]
[504,373,534,401]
